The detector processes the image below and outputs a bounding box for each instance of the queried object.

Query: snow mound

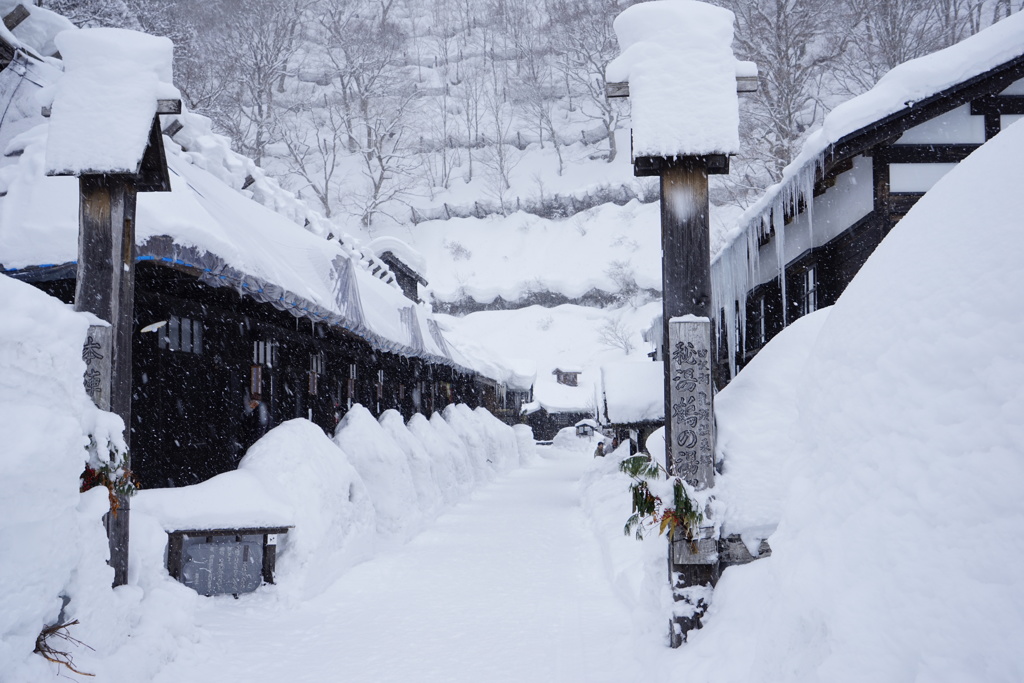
[714,307,831,544]
[0,274,122,678]
[333,405,420,540]
[442,404,492,481]
[552,426,596,452]
[379,409,445,521]
[239,420,376,595]
[513,424,540,466]
[679,120,1024,681]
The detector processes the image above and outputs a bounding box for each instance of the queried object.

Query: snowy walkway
[151,448,656,683]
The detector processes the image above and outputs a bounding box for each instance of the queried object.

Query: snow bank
[239,419,376,596]
[0,274,125,678]
[513,424,540,466]
[379,409,445,521]
[407,412,465,504]
[473,406,521,474]
[442,404,492,481]
[578,449,674,641]
[333,405,420,540]
[713,308,830,545]
[127,405,528,607]
[677,119,1024,680]
[607,1,740,157]
[552,426,597,453]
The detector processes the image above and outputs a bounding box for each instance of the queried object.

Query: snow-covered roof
[366,236,428,279]
[0,2,72,59]
[530,370,595,413]
[714,11,1024,266]
[45,29,179,176]
[575,418,600,429]
[601,361,664,425]
[607,0,740,158]
[0,34,521,383]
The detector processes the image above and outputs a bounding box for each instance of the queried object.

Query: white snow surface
[45,29,179,175]
[607,1,740,157]
[601,360,664,424]
[677,119,1024,681]
[713,307,830,544]
[0,274,129,680]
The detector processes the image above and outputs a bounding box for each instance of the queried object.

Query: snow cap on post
[44,28,179,176]
[607,0,740,158]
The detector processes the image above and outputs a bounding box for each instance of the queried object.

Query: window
[159,316,203,354]
[347,363,357,408]
[252,340,278,367]
[801,266,818,316]
[758,297,767,346]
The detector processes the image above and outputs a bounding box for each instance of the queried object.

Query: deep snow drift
[676,117,1024,679]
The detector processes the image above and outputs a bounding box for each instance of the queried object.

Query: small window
[802,266,818,316]
[758,298,767,346]
[158,316,203,355]
[310,352,325,375]
[253,340,278,367]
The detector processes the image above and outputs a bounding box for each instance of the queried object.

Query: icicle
[773,198,787,327]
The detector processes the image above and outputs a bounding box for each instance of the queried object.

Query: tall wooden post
[658,159,721,600]
[76,175,138,587]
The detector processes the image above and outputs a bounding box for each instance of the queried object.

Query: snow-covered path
[151,447,656,683]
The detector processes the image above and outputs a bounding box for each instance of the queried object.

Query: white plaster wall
[1002,114,1023,129]
[752,155,874,288]
[890,163,958,193]
[896,104,985,144]
[999,77,1024,95]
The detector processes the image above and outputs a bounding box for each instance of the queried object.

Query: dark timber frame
[715,53,1024,383]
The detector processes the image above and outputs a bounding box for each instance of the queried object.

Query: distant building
[552,367,582,387]
[599,361,664,455]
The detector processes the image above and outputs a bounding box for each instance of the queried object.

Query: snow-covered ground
[145,442,672,683]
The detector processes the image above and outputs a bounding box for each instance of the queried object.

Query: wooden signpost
[606,0,755,645]
[43,27,179,586]
[70,114,176,586]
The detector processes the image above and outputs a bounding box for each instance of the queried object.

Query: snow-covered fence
[410,183,657,224]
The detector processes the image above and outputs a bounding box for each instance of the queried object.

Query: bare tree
[598,316,635,355]
[723,0,852,184]
[213,0,308,165]
[481,83,521,213]
[281,94,346,217]
[318,0,417,226]
[548,0,626,162]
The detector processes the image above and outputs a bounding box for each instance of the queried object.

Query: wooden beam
[970,94,1024,116]
[607,76,758,99]
[876,144,979,164]
[3,4,30,31]
[45,99,182,118]
[634,154,729,177]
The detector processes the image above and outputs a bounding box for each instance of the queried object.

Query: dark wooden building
[711,18,1024,383]
[0,36,531,491]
